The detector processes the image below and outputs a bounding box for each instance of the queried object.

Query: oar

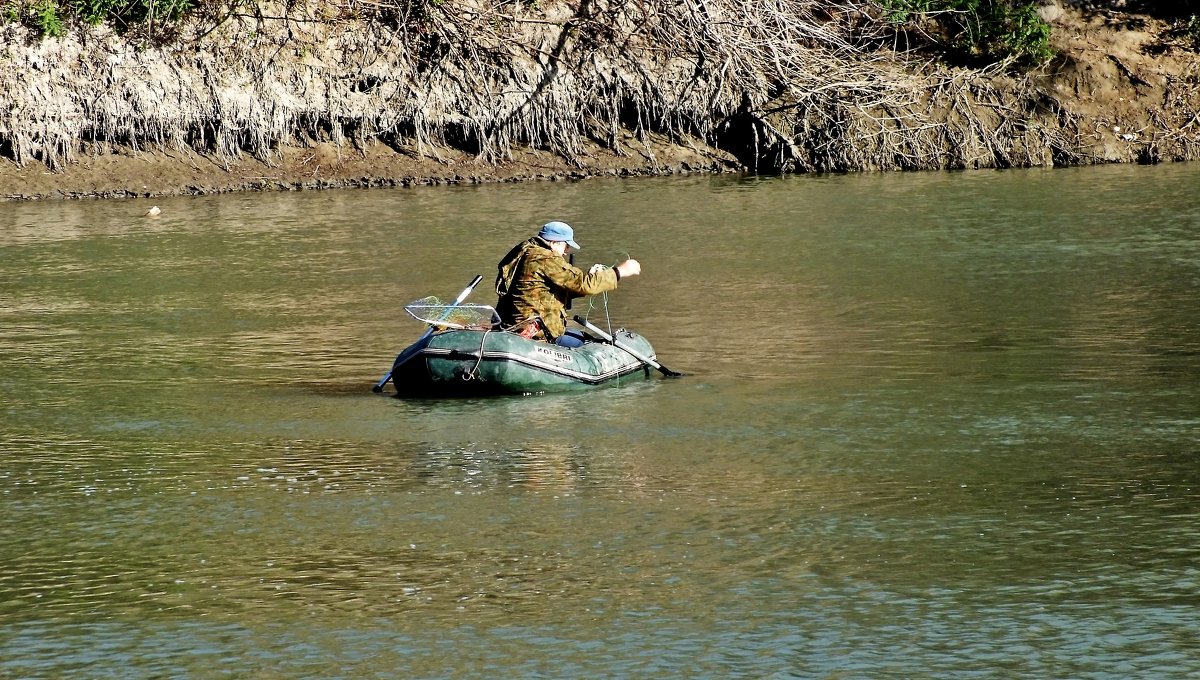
[372,274,484,393]
[573,315,682,377]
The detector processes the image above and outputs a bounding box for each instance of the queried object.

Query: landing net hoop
[404,296,498,330]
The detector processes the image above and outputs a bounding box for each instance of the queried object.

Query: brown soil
[0,135,737,201]
[1030,3,1200,163]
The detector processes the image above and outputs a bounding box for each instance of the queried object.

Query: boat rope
[463,328,492,381]
[602,290,614,338]
[573,259,624,386]
[605,252,628,336]
[577,255,625,337]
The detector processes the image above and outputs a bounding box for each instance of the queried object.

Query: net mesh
[404,296,498,329]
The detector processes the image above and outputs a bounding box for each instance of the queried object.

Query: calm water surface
[2,164,1199,677]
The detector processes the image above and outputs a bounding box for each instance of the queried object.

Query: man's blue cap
[538,221,581,250]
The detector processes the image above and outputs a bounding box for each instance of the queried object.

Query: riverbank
[1,1,1197,201]
[0,135,737,201]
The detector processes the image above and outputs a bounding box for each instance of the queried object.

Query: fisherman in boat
[496,221,640,347]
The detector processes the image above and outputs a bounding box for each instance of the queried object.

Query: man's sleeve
[543,259,619,296]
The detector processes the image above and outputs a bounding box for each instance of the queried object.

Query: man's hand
[616,259,641,278]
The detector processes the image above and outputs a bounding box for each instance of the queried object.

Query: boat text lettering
[534,346,574,363]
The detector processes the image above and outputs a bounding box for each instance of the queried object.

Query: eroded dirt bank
[1,0,1197,201]
[0,136,735,200]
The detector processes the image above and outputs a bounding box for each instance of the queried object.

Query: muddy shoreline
[0,137,741,201]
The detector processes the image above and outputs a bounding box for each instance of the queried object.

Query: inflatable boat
[385,325,658,397]
[371,276,678,397]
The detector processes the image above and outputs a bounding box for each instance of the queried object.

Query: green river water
[2,164,1199,678]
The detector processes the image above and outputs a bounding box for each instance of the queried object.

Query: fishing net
[404,296,498,329]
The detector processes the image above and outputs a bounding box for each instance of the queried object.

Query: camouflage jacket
[495,236,620,340]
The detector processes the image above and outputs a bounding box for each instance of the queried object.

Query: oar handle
[452,275,485,305]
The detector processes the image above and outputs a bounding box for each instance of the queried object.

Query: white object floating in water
[144,206,161,218]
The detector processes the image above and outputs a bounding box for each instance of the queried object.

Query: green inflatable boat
[386,325,658,397]
[371,276,679,397]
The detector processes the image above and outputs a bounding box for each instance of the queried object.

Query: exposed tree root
[0,0,1196,176]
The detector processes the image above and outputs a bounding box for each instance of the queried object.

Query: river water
[2,163,1199,678]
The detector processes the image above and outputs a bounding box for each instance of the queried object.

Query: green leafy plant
[79,0,193,28]
[1186,14,1200,50]
[0,0,64,34]
[878,0,1054,67]
[984,1,1053,64]
[878,0,935,24]
[2,1,20,23]
[2,0,195,37]
[72,0,113,23]
[31,0,66,36]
